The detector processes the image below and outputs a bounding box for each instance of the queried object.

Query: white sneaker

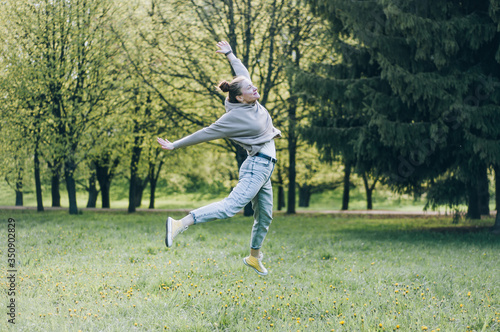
[165,217,188,248]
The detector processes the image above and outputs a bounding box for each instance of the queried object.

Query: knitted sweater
[172,57,281,156]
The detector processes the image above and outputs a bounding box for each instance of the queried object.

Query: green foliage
[296,145,343,192]
[0,0,124,212]
[424,176,468,211]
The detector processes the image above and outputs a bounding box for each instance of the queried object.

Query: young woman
[157,41,281,276]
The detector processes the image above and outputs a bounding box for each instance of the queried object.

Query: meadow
[0,210,498,331]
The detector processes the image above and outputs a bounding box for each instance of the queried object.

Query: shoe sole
[243,257,268,276]
[165,217,173,248]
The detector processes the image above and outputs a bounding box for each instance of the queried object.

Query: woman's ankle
[180,213,194,228]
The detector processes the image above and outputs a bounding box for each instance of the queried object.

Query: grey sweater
[172,58,282,156]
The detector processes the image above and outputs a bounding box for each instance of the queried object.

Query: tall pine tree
[298,0,500,221]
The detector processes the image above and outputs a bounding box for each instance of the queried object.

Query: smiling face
[236,79,260,104]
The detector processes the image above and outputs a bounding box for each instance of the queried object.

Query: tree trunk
[49,161,62,207]
[467,182,481,220]
[149,178,156,209]
[362,173,375,210]
[96,164,110,208]
[494,165,500,233]
[492,211,500,233]
[100,181,110,209]
[286,15,302,214]
[366,189,373,210]
[478,164,489,216]
[277,164,285,211]
[86,171,98,208]
[95,156,119,209]
[15,167,23,207]
[34,147,44,212]
[342,160,351,210]
[278,186,285,211]
[64,159,78,215]
[287,40,301,213]
[134,177,148,208]
[148,160,156,210]
[128,129,143,213]
[287,103,297,214]
[495,164,500,211]
[148,159,164,209]
[298,185,311,207]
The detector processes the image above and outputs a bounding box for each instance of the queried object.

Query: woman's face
[237,79,260,104]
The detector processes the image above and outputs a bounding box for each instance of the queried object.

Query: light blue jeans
[191,154,275,249]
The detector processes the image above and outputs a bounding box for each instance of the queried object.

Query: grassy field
[0,210,498,331]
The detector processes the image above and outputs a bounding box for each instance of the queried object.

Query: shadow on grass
[331,225,499,249]
[268,213,499,248]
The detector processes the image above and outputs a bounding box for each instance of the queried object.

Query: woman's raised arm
[216,41,251,80]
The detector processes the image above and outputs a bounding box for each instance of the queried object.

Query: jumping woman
[157,41,281,276]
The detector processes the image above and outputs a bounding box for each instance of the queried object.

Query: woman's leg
[249,177,273,251]
[190,157,271,224]
[166,156,274,247]
[180,214,194,227]
[242,170,274,276]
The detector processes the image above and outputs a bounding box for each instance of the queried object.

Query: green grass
[0,210,498,331]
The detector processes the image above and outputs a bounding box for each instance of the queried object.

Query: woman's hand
[157,137,174,150]
[216,41,233,55]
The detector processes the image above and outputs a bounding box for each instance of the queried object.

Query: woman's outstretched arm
[157,137,174,150]
[216,41,251,80]
[157,112,235,151]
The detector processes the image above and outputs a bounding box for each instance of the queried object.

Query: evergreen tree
[299,0,500,220]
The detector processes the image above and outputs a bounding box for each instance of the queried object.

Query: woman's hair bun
[218,80,231,92]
